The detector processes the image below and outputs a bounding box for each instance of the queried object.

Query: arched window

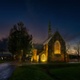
[41,54,46,62]
[54,40,61,54]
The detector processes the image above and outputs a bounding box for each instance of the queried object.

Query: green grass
[0,60,12,63]
[49,66,80,80]
[0,60,7,63]
[9,63,80,80]
[9,65,53,80]
[35,63,80,80]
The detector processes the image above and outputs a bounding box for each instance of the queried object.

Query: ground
[9,62,80,80]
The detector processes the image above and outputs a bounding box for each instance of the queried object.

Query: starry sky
[0,0,80,45]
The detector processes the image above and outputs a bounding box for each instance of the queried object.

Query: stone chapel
[32,22,68,62]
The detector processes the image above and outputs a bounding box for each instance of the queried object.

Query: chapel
[32,22,68,62]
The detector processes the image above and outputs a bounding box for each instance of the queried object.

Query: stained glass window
[54,40,61,54]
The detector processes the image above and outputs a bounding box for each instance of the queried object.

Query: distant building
[0,52,12,60]
[32,22,68,63]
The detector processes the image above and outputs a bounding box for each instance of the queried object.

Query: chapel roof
[43,36,52,45]
[43,31,63,45]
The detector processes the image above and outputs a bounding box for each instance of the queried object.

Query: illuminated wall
[40,44,48,62]
[46,44,48,61]
[32,49,37,61]
[54,40,61,54]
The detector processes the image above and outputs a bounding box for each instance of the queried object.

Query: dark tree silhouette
[74,41,80,62]
[66,43,70,54]
[8,22,32,61]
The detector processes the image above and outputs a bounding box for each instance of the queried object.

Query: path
[0,63,15,80]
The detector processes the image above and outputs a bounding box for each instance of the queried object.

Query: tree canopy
[8,22,32,59]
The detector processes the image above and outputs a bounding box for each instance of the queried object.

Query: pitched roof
[43,36,52,45]
[43,31,64,45]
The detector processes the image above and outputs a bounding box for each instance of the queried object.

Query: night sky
[0,0,80,45]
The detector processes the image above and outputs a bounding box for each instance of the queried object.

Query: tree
[74,41,80,62]
[66,43,71,54]
[8,22,32,61]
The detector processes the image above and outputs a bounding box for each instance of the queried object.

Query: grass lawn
[0,60,7,63]
[36,63,80,80]
[49,66,80,80]
[9,65,53,80]
[0,60,12,63]
[9,63,80,80]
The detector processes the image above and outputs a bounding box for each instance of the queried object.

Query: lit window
[54,40,61,54]
[41,54,46,62]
